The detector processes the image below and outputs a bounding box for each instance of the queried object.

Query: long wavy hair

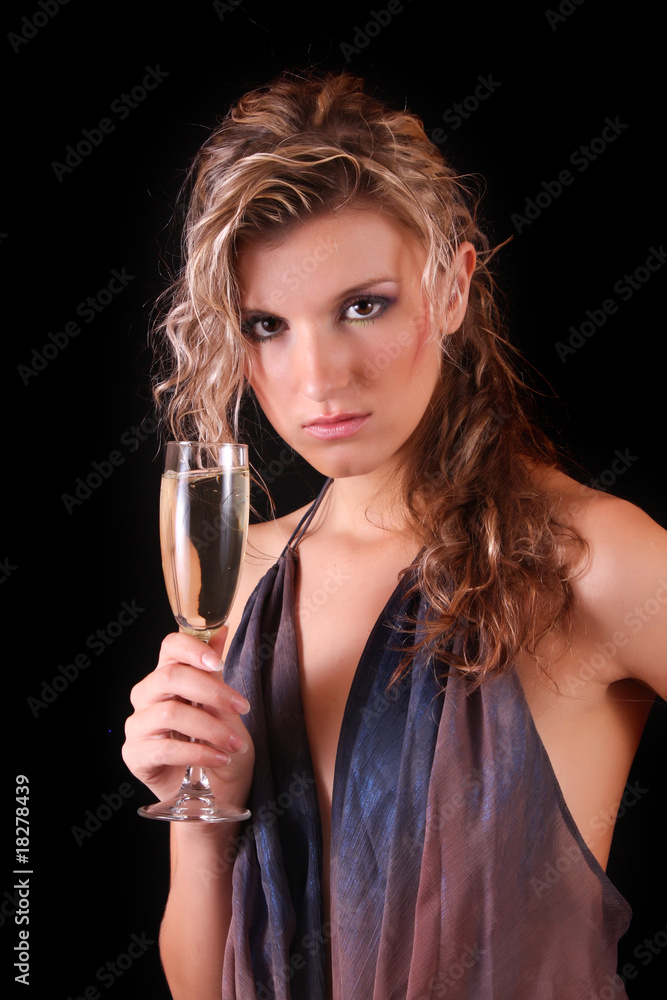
[152,70,585,685]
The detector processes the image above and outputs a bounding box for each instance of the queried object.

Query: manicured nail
[229,733,248,753]
[215,753,231,765]
[202,651,221,670]
[230,694,251,715]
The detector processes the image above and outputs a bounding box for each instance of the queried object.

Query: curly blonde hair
[152,70,584,685]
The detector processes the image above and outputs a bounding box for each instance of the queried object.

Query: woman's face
[237,207,471,482]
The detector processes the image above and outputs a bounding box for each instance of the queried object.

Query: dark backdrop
[5,2,665,997]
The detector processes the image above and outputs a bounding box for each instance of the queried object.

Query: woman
[122,71,666,999]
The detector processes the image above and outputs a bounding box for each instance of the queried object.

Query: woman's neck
[310,470,412,547]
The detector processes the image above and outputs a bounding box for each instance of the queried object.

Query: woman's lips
[302,412,371,440]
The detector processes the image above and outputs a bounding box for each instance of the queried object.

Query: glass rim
[164,440,247,448]
[163,441,248,471]
[164,441,247,454]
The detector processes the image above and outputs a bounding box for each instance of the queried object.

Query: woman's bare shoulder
[245,506,308,567]
[534,464,664,545]
[537,465,667,693]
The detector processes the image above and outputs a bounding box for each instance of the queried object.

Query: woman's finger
[130,658,250,718]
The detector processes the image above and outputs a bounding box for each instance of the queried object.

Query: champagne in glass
[138,441,252,822]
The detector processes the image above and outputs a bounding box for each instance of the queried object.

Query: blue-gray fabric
[222,491,631,999]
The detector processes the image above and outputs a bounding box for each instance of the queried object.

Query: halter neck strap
[283,478,333,553]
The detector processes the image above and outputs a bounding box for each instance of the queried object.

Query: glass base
[138,789,251,822]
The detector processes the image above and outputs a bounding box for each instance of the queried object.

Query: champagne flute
[138,441,252,822]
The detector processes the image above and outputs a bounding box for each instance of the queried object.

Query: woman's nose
[294,328,354,402]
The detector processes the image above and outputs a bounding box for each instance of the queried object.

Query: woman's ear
[441,241,477,335]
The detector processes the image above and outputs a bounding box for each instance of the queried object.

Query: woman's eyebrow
[335,276,398,297]
[241,276,399,315]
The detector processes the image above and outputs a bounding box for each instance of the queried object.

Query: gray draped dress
[222,483,631,999]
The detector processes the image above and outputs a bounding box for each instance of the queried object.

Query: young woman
[122,71,667,999]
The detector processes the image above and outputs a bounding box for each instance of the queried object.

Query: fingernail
[229,733,248,753]
[215,753,231,765]
[230,694,251,715]
[202,651,222,670]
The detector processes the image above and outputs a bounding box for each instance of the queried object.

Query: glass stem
[180,699,211,793]
[182,765,211,792]
[176,629,220,796]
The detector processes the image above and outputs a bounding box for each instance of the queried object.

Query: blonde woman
[122,71,666,1000]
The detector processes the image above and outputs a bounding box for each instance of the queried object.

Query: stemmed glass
[138,441,252,822]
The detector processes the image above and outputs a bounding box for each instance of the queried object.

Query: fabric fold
[223,537,631,999]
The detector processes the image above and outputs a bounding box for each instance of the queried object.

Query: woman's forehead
[236,209,426,306]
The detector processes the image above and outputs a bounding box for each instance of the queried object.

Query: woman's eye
[242,295,391,341]
[242,315,284,341]
[342,297,388,323]
[258,316,282,334]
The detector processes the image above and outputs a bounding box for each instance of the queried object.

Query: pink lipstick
[303,412,371,440]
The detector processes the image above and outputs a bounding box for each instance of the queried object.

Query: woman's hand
[122,628,255,810]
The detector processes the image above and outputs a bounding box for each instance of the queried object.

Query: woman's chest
[288,543,654,880]
[293,546,412,812]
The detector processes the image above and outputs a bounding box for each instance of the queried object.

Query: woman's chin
[297,448,404,484]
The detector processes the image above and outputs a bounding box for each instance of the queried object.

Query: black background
[4,2,665,997]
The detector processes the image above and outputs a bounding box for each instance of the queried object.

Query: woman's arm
[122,628,255,998]
[160,821,240,1000]
[123,520,292,997]
[566,490,667,697]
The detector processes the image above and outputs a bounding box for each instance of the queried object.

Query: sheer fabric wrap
[222,503,630,999]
